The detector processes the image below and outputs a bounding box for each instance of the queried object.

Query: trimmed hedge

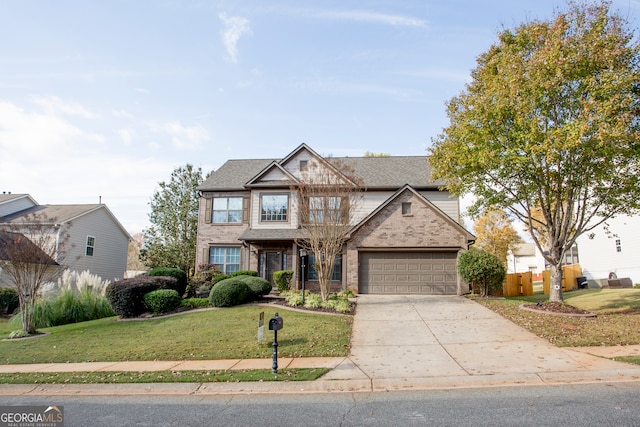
[209,278,251,307]
[105,276,178,318]
[147,267,187,296]
[273,270,293,293]
[144,289,181,315]
[239,276,272,300]
[211,270,259,287]
[0,287,19,314]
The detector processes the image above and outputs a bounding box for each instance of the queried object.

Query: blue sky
[1,0,638,234]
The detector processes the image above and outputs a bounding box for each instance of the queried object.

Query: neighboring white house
[506,214,639,287]
[575,215,640,286]
[0,193,131,284]
[507,243,546,275]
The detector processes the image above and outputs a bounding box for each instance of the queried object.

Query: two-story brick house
[196,144,474,295]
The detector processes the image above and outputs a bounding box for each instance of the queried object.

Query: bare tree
[127,232,148,272]
[295,158,364,301]
[0,213,71,334]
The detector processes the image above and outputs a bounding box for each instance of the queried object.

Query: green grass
[475,289,640,347]
[0,368,329,384]
[0,306,352,364]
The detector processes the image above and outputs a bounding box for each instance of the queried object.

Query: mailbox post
[300,249,307,305]
[268,312,283,373]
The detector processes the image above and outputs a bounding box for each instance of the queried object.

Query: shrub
[147,268,187,297]
[304,293,323,309]
[238,276,272,300]
[284,290,308,307]
[0,287,19,314]
[144,289,181,315]
[195,263,222,283]
[229,270,258,278]
[457,248,506,297]
[105,276,177,317]
[322,298,352,313]
[273,270,294,293]
[337,289,355,299]
[181,297,211,310]
[10,288,114,328]
[209,278,251,307]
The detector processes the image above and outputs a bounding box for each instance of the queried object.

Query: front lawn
[474,288,640,347]
[0,306,352,364]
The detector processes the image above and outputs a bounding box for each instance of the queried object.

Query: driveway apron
[338,295,631,383]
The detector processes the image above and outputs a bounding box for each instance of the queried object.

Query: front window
[307,253,342,281]
[209,247,241,274]
[213,197,243,223]
[308,196,343,223]
[85,236,95,257]
[261,194,288,222]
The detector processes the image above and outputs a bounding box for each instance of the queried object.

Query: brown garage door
[359,251,458,294]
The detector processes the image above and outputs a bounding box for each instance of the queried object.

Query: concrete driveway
[323,295,640,390]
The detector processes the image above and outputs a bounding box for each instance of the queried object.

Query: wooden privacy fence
[543,264,582,294]
[503,272,533,297]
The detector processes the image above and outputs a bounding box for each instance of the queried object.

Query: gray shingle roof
[198,155,443,191]
[1,204,103,224]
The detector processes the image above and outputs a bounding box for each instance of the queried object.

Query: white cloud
[0,100,101,157]
[219,12,252,63]
[117,128,134,144]
[112,109,135,120]
[149,120,210,149]
[309,9,427,27]
[32,96,96,118]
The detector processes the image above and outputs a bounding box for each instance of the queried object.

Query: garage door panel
[359,251,457,295]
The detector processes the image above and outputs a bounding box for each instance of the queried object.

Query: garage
[358,251,458,295]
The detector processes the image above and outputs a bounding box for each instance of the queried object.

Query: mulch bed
[521,301,596,317]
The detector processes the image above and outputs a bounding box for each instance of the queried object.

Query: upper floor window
[616,239,622,253]
[86,236,95,257]
[213,197,243,223]
[308,196,343,223]
[261,194,288,222]
[299,160,308,171]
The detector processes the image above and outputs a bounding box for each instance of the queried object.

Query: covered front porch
[239,229,345,293]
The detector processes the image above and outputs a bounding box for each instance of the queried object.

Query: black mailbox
[269,313,283,331]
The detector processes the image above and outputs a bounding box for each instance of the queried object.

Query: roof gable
[245,161,300,187]
[350,184,474,243]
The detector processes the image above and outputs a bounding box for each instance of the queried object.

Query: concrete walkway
[1,295,640,395]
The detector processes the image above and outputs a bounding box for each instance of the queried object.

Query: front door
[265,251,283,286]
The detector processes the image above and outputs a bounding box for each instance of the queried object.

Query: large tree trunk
[548,262,564,303]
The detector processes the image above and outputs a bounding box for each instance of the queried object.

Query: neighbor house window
[616,239,622,253]
[86,236,95,256]
[299,160,308,171]
[308,196,343,223]
[307,253,342,281]
[209,247,240,274]
[261,194,288,222]
[213,197,243,223]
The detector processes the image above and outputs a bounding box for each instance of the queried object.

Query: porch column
[292,242,300,290]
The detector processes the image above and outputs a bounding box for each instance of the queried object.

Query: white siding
[576,215,640,284]
[65,208,129,281]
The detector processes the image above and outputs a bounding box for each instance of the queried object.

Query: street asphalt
[1,295,639,395]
